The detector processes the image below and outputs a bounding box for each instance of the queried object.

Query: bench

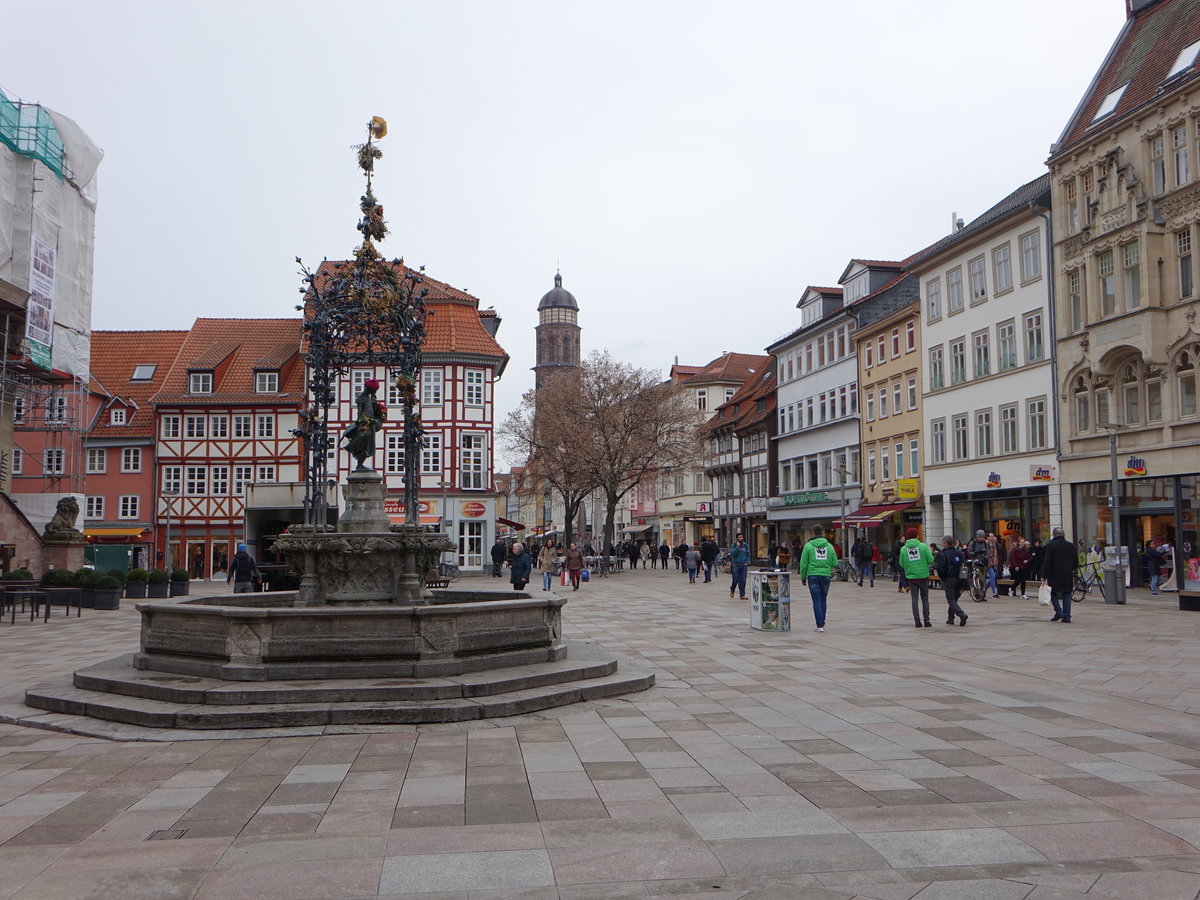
[425,574,450,589]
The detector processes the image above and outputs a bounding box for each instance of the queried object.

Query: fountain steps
[24,643,654,730]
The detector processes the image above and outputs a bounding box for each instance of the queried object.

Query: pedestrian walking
[775,542,792,572]
[934,535,968,626]
[1040,527,1076,622]
[1145,538,1164,594]
[565,542,585,591]
[891,538,907,592]
[798,525,837,632]
[899,527,935,627]
[538,540,557,591]
[640,542,651,569]
[728,532,751,599]
[700,538,718,582]
[658,541,671,570]
[490,539,507,578]
[685,544,701,583]
[852,535,874,586]
[1008,538,1032,600]
[627,542,640,571]
[674,541,688,572]
[509,542,532,591]
[226,543,260,594]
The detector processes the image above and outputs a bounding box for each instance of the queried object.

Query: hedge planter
[79,589,96,609]
[169,581,190,597]
[147,582,170,599]
[125,582,147,599]
[93,589,121,610]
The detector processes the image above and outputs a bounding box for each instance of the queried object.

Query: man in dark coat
[490,539,506,578]
[700,538,718,583]
[1040,527,1077,623]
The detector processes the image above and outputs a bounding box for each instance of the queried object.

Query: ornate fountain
[20,120,651,731]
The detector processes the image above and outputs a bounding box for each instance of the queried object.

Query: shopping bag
[560,570,568,586]
[1038,583,1052,606]
[580,568,590,582]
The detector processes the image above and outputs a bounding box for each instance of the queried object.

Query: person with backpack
[798,525,838,633]
[852,536,875,586]
[899,527,935,628]
[934,535,968,626]
[227,543,260,593]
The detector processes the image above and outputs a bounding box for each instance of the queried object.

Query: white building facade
[915,176,1062,545]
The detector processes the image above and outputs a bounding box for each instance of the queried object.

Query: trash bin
[749,570,791,631]
[1103,545,1127,605]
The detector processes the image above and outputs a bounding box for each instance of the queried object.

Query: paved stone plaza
[1,570,1199,899]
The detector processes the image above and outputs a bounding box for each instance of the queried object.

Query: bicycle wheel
[969,564,987,601]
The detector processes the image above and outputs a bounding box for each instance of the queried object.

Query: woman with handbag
[1008,539,1032,600]
[565,542,585,591]
[538,541,558,591]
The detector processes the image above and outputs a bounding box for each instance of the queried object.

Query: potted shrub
[93,575,122,610]
[75,567,98,608]
[1,568,34,582]
[169,568,190,596]
[147,568,170,598]
[125,568,149,598]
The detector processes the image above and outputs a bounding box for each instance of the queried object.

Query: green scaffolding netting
[0,89,65,179]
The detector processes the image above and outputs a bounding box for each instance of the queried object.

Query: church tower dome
[533,271,581,389]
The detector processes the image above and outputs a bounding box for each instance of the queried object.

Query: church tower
[533,272,581,389]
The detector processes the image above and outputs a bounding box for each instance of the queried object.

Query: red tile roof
[678,352,770,385]
[151,318,305,406]
[308,260,508,363]
[702,360,777,436]
[1055,0,1200,155]
[88,330,187,438]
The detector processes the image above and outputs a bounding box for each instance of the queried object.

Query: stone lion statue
[44,496,81,535]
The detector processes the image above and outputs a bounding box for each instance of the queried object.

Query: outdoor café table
[2,588,51,623]
[41,587,83,617]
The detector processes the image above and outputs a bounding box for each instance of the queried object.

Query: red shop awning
[832,502,912,528]
[497,517,526,530]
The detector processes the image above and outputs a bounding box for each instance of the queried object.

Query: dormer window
[844,272,870,304]
[254,370,279,393]
[131,364,156,381]
[189,371,213,394]
[1092,83,1128,122]
[1168,40,1200,81]
[110,408,126,426]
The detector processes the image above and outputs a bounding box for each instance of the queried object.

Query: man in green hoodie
[899,527,935,628]
[798,525,837,633]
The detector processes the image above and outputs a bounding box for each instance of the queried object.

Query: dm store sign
[1124,456,1147,477]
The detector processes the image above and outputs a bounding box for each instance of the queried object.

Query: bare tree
[500,370,598,548]
[577,351,699,553]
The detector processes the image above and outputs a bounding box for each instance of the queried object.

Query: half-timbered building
[314,263,509,572]
[149,318,305,579]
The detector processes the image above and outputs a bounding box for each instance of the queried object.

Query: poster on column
[25,235,56,369]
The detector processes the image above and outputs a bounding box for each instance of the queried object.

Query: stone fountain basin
[133,590,567,682]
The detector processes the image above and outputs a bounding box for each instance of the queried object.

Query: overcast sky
[5,0,1126,464]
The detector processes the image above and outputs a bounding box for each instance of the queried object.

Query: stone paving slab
[0,575,1199,896]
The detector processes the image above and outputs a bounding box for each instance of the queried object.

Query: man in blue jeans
[728,533,751,599]
[798,525,838,633]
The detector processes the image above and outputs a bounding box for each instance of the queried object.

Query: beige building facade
[1048,0,1200,591]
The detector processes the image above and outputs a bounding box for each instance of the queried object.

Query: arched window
[1074,375,1090,432]
[1179,351,1197,417]
[1122,363,1140,425]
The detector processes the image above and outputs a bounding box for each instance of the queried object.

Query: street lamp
[162,491,178,571]
[1102,424,1127,604]
[834,456,852,562]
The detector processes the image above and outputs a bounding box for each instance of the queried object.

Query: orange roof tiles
[682,352,770,385]
[152,318,305,406]
[88,330,187,439]
[308,260,508,363]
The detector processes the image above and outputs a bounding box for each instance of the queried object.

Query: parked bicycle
[436,560,462,582]
[963,558,988,602]
[834,557,862,584]
[593,555,610,578]
[1071,560,1104,603]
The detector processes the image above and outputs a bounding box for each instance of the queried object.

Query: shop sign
[683,516,713,523]
[696,501,711,513]
[897,478,919,499]
[986,471,1002,489]
[384,500,434,515]
[1124,456,1147,476]
[1030,465,1055,482]
[784,491,828,506]
[460,501,487,518]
